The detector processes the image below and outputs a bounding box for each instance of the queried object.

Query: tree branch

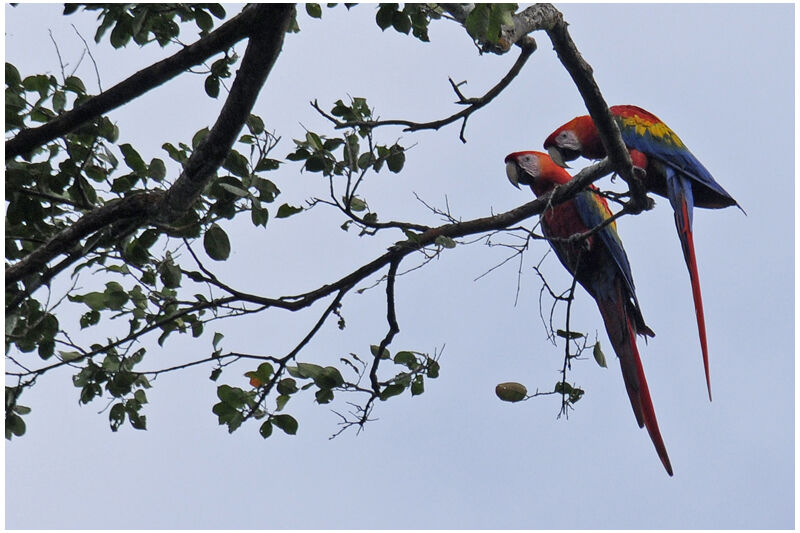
[312,37,536,142]
[5,191,163,287]
[440,3,651,211]
[9,159,617,381]
[5,4,296,290]
[369,259,401,393]
[5,4,281,160]
[158,4,294,222]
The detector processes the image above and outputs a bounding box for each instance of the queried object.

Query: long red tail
[675,197,712,401]
[598,293,673,476]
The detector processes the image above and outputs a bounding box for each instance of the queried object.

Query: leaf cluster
[375,3,442,42]
[66,4,227,48]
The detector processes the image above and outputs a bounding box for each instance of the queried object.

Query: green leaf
[52,90,66,113]
[254,362,274,381]
[410,375,424,396]
[148,158,167,181]
[160,261,182,288]
[276,394,290,411]
[6,413,26,439]
[82,291,107,311]
[272,414,298,435]
[427,359,440,379]
[276,203,303,218]
[254,158,280,173]
[318,366,345,388]
[277,378,298,395]
[304,154,327,173]
[128,410,147,430]
[246,114,265,135]
[306,3,322,18]
[593,341,607,368]
[209,368,222,381]
[192,127,210,149]
[120,143,147,175]
[206,4,226,18]
[348,197,367,212]
[394,351,417,368]
[194,8,214,32]
[315,388,334,404]
[204,75,220,98]
[554,381,573,395]
[435,235,456,249]
[12,404,31,415]
[217,384,247,407]
[556,329,584,340]
[22,74,51,98]
[213,332,224,350]
[387,149,405,173]
[5,62,21,87]
[134,389,148,404]
[380,383,405,401]
[251,203,269,227]
[392,10,412,34]
[203,224,231,261]
[259,420,273,438]
[64,75,86,94]
[465,4,490,40]
[109,402,126,431]
[375,4,396,30]
[370,344,390,359]
[104,285,129,310]
[223,150,250,178]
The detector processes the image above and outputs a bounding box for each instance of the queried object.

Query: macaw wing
[615,116,736,203]
[572,190,640,305]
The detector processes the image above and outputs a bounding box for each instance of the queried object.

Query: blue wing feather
[573,191,640,305]
[617,123,737,204]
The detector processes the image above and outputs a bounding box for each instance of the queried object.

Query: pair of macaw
[504,105,740,476]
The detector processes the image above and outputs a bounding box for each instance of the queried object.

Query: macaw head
[543,114,599,167]
[504,151,572,197]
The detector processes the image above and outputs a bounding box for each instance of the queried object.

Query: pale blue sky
[5,3,794,529]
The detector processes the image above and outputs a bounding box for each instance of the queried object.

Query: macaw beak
[547,146,571,169]
[505,161,521,189]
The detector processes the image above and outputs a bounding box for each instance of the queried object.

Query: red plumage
[505,151,673,476]
[543,105,742,401]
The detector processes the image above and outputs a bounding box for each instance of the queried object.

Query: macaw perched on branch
[544,105,741,401]
[504,150,673,476]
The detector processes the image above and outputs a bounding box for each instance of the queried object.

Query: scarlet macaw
[543,105,741,400]
[505,150,673,476]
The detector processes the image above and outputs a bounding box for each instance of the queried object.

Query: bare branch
[369,259,401,393]
[311,39,536,142]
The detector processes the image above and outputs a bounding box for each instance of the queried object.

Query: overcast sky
[5,3,794,529]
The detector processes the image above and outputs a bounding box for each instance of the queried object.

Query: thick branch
[5,4,296,290]
[5,191,163,286]
[440,3,649,211]
[541,11,647,211]
[6,4,279,160]
[158,4,294,222]
[9,159,615,381]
